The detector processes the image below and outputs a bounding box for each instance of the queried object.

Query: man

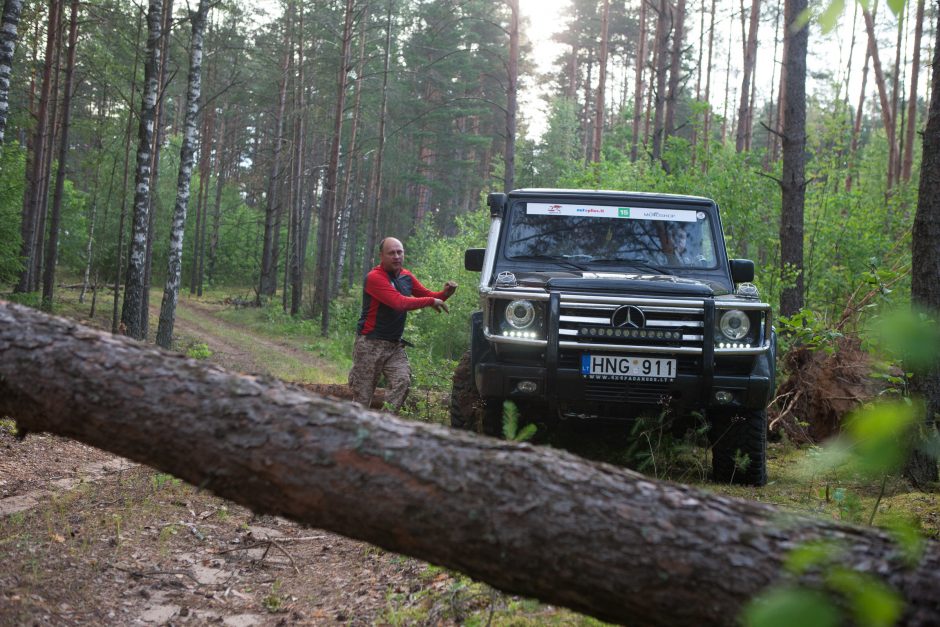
[349,237,457,412]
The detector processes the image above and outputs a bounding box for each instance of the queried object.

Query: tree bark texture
[257,29,290,302]
[591,0,609,164]
[112,12,144,334]
[40,0,79,312]
[156,0,209,349]
[15,0,60,294]
[630,0,648,162]
[778,0,807,317]
[121,0,163,340]
[907,20,940,486]
[504,0,518,190]
[650,0,670,163]
[735,0,760,153]
[2,300,939,626]
[0,0,23,144]
[663,0,686,155]
[141,0,175,338]
[902,0,925,182]
[862,7,897,191]
[315,0,354,335]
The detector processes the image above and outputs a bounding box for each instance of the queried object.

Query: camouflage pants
[348,335,411,412]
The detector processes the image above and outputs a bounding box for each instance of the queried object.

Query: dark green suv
[450,189,776,485]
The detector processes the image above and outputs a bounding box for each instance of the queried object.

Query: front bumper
[475,360,772,415]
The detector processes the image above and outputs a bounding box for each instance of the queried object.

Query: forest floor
[3,289,939,626]
[0,291,590,626]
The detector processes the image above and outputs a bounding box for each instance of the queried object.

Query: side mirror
[487,192,506,217]
[465,248,485,272]
[730,259,755,283]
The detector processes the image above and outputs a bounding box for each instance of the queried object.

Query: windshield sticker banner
[527,203,697,222]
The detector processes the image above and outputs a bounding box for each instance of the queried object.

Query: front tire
[709,409,768,486]
[449,351,502,437]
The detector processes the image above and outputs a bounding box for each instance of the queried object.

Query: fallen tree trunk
[1,301,938,626]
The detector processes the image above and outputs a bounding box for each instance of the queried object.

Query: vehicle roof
[508,188,714,205]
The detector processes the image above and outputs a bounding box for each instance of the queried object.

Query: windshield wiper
[509,254,589,271]
[589,257,673,275]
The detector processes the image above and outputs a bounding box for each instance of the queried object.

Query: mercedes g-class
[450,189,776,485]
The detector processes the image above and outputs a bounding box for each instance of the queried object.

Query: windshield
[504,201,718,270]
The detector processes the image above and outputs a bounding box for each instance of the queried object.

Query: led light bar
[578,327,683,341]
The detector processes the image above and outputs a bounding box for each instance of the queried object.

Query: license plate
[581,354,677,381]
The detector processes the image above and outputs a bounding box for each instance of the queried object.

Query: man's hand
[430,298,450,313]
[441,280,458,299]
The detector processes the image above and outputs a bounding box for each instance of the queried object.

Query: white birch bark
[156,0,209,349]
[121,0,163,339]
[0,0,23,144]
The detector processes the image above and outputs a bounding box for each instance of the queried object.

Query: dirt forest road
[0,297,502,626]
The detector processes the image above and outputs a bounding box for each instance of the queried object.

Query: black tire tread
[710,409,768,486]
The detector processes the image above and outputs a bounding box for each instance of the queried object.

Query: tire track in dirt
[156,298,346,384]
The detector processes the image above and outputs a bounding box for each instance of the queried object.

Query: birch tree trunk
[1,301,939,627]
[121,0,163,340]
[0,0,24,144]
[112,11,143,334]
[140,0,175,338]
[155,0,209,349]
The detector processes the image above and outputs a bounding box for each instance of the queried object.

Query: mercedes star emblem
[611,305,646,329]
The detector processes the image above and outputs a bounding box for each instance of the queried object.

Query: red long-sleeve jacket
[355,266,448,341]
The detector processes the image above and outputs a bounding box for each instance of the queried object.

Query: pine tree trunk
[663,0,686,165]
[630,0,648,162]
[906,21,940,487]
[156,0,209,349]
[902,0,926,182]
[40,0,79,311]
[0,0,24,144]
[257,22,291,302]
[778,0,807,317]
[362,0,393,277]
[504,0,518,190]
[120,0,163,340]
[315,0,354,335]
[206,115,228,285]
[735,0,760,153]
[591,0,609,164]
[2,301,940,627]
[650,0,670,162]
[862,7,898,191]
[15,0,60,294]
[701,0,716,171]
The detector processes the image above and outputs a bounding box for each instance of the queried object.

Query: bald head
[379,237,404,274]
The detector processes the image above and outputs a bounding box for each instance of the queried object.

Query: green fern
[501,401,537,442]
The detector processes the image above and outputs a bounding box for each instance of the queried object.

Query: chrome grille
[559,301,705,349]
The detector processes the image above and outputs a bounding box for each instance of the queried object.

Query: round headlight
[505,300,536,329]
[719,310,751,340]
